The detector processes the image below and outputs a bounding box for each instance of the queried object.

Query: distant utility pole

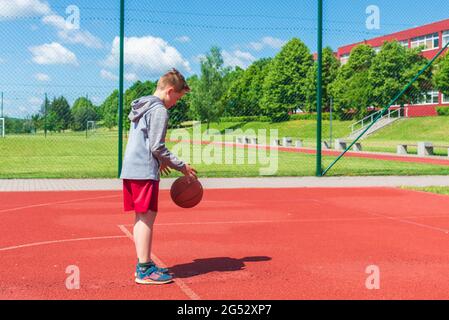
[1,92,3,118]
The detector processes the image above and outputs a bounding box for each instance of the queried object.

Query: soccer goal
[86,120,97,138]
[0,118,4,138]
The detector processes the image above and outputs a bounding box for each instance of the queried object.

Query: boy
[120,68,197,285]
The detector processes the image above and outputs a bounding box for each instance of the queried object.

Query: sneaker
[135,265,173,285]
[135,260,169,277]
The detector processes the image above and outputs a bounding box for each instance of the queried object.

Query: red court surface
[1,187,449,300]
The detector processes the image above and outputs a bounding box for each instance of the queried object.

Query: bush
[290,113,331,121]
[437,106,449,116]
[219,115,270,122]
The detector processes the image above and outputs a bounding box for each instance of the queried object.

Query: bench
[322,141,331,150]
[282,137,293,147]
[397,142,449,156]
[334,139,362,151]
[397,144,416,155]
[433,144,449,157]
[417,142,434,156]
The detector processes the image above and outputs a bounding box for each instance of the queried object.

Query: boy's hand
[181,163,198,180]
[160,163,172,176]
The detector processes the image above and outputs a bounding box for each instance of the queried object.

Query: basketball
[170,176,203,208]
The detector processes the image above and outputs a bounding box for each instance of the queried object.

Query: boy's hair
[157,68,190,93]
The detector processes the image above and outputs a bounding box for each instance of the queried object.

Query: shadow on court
[169,256,271,279]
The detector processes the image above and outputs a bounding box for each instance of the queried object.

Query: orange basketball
[170,176,203,208]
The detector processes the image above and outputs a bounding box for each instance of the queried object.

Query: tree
[305,47,340,112]
[369,41,432,109]
[165,75,200,128]
[261,38,314,122]
[434,52,449,96]
[99,90,119,129]
[169,92,190,128]
[48,96,71,132]
[223,58,272,117]
[190,46,229,130]
[329,44,376,120]
[71,97,99,131]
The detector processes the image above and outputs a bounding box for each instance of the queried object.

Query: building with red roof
[336,18,449,117]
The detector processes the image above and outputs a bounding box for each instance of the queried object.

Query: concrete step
[348,117,402,140]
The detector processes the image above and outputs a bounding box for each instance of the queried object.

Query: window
[399,40,409,48]
[443,30,449,47]
[416,90,439,105]
[411,33,439,50]
[443,94,449,104]
[340,54,349,65]
[373,46,381,54]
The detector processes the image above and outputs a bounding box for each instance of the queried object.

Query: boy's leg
[133,210,157,263]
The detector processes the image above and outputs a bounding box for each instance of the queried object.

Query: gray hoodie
[120,95,185,181]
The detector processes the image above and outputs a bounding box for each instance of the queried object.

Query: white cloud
[104,36,191,75]
[42,14,66,29]
[175,36,191,43]
[100,69,118,81]
[29,42,78,65]
[100,70,139,82]
[90,96,102,105]
[42,14,103,49]
[35,73,50,81]
[125,73,139,82]
[222,50,256,69]
[193,54,206,64]
[0,0,51,19]
[28,97,43,106]
[249,37,286,51]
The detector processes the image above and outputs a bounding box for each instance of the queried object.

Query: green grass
[2,130,449,178]
[401,186,449,196]
[360,117,449,155]
[174,117,449,155]
[173,120,352,148]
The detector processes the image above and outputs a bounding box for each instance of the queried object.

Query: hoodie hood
[128,95,165,123]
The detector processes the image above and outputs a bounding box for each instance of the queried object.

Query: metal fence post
[316,0,323,177]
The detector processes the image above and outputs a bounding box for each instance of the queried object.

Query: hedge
[437,106,449,116]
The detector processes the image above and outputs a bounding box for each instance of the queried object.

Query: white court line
[0,195,120,214]
[117,224,201,301]
[363,211,449,234]
[119,214,449,228]
[312,197,449,235]
[0,235,128,252]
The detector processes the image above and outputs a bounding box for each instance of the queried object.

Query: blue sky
[0,0,448,118]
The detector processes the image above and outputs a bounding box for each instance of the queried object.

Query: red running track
[168,139,449,167]
[1,187,449,299]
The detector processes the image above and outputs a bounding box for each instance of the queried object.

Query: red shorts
[123,179,160,213]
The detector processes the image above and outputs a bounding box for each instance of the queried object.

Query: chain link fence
[0,1,448,178]
[321,0,449,176]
